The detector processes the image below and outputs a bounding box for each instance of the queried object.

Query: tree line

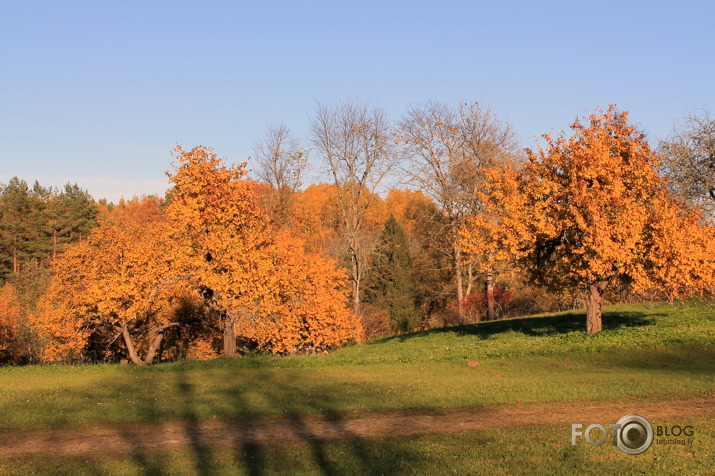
[2,101,715,365]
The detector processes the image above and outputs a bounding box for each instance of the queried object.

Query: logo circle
[616,414,653,455]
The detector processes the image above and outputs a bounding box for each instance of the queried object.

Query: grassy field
[6,418,713,476]
[1,300,714,474]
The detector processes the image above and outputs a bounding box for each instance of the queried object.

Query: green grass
[3,417,713,475]
[1,300,713,474]
[2,347,713,431]
[2,301,714,430]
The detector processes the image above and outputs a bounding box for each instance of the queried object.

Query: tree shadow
[605,345,715,372]
[218,372,427,476]
[379,309,661,342]
[174,373,216,476]
[79,363,428,475]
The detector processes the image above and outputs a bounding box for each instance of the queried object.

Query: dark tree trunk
[454,242,465,323]
[485,270,496,321]
[143,323,178,364]
[121,325,145,366]
[586,282,606,335]
[121,322,179,365]
[223,318,237,358]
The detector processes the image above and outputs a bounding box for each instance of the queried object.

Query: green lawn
[5,416,713,476]
[1,300,713,474]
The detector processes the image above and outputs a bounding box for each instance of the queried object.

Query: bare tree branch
[398,101,519,320]
[659,109,715,219]
[310,100,397,312]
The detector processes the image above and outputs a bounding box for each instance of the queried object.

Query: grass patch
[0,300,713,474]
[3,416,712,475]
[0,301,713,431]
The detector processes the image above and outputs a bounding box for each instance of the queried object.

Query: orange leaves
[235,230,363,354]
[635,198,715,298]
[166,146,275,322]
[31,197,193,363]
[516,106,669,287]
[166,145,360,356]
[32,240,95,362]
[0,283,21,334]
[460,163,529,281]
[0,283,23,363]
[459,106,715,333]
[465,105,715,302]
[32,145,362,363]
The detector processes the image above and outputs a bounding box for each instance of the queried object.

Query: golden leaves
[31,196,192,363]
[235,230,363,354]
[0,283,23,362]
[462,106,715,298]
[165,146,361,355]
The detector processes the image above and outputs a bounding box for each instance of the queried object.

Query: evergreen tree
[0,178,48,277]
[46,183,99,260]
[0,178,99,281]
[365,215,419,332]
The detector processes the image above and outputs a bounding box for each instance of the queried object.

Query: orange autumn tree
[235,230,363,354]
[32,242,93,361]
[290,183,342,253]
[459,181,520,321]
[166,145,278,358]
[464,106,715,334]
[32,198,193,364]
[0,282,23,363]
[166,146,362,356]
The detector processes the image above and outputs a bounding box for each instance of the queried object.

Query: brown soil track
[1,394,713,458]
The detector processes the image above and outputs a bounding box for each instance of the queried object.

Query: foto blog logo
[571,414,654,455]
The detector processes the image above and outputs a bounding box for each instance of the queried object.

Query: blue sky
[2,1,713,202]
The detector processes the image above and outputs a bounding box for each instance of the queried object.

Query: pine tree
[0,178,49,278]
[365,215,419,332]
[46,183,99,261]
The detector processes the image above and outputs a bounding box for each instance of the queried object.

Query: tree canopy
[462,106,715,334]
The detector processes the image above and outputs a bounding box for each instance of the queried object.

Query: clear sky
[2,1,713,202]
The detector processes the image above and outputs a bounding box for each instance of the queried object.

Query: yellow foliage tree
[235,230,363,354]
[463,106,715,334]
[166,145,276,358]
[291,183,342,253]
[0,282,23,363]
[32,198,193,364]
[167,146,363,357]
[459,176,521,320]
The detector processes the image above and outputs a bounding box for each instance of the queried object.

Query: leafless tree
[398,101,519,321]
[252,124,309,223]
[310,100,397,313]
[659,110,715,219]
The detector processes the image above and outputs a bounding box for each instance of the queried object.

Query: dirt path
[1,394,713,458]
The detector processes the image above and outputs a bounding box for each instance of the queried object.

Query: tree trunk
[120,322,179,365]
[454,242,465,322]
[586,282,605,335]
[143,323,179,365]
[350,244,361,314]
[121,325,145,366]
[223,317,237,358]
[485,270,496,321]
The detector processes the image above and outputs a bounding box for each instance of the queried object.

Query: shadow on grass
[92,367,427,475]
[380,309,661,343]
[608,345,715,372]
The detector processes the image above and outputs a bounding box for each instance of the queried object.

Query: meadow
[1,300,714,475]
